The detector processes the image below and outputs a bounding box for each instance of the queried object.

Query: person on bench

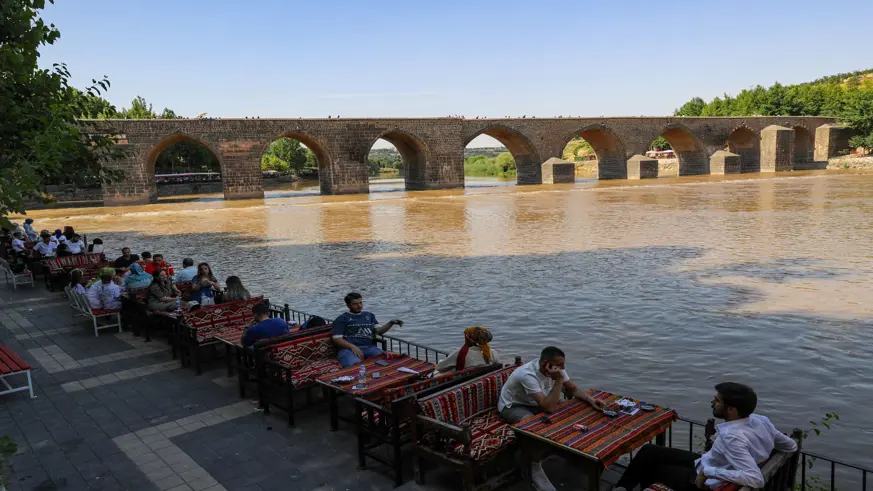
[498,346,607,491]
[331,292,403,368]
[435,326,501,374]
[87,268,122,310]
[242,302,290,348]
[613,382,798,491]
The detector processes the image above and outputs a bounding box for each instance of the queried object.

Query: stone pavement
[0,284,621,491]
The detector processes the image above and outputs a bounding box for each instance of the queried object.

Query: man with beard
[612,382,797,491]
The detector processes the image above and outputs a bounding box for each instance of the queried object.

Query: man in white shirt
[613,382,798,491]
[33,233,57,258]
[175,258,198,283]
[87,269,122,310]
[66,234,85,254]
[10,233,26,254]
[498,346,607,491]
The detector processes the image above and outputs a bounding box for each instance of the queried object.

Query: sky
[40,0,873,147]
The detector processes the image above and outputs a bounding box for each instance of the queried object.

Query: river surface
[21,172,873,477]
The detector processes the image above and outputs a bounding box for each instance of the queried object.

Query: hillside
[675,68,873,148]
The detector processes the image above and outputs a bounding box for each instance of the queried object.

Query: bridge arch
[657,123,708,175]
[559,124,626,179]
[145,133,225,198]
[793,125,814,165]
[464,125,541,184]
[260,131,333,195]
[726,126,760,173]
[367,129,430,191]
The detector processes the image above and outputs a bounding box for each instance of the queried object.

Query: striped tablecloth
[512,390,677,468]
[213,325,247,347]
[316,353,435,399]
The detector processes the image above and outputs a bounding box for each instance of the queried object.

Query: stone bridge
[90,116,849,205]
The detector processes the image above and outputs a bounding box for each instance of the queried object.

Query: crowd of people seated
[2,220,798,491]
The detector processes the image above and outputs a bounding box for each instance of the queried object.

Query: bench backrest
[381,365,498,407]
[46,253,105,273]
[181,296,264,343]
[265,330,336,370]
[417,365,517,425]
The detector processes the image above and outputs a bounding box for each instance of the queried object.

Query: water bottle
[175,296,181,310]
[358,364,367,388]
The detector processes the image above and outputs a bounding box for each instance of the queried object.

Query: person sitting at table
[147,270,180,312]
[56,243,73,257]
[87,267,122,310]
[33,231,58,258]
[66,233,85,255]
[498,346,607,491]
[88,238,104,254]
[10,232,26,255]
[114,248,140,271]
[191,262,220,306]
[300,315,327,331]
[145,253,174,277]
[331,292,403,368]
[175,258,197,282]
[241,302,290,348]
[124,263,154,290]
[612,382,798,491]
[139,251,152,267]
[69,269,88,295]
[223,275,251,302]
[435,326,500,374]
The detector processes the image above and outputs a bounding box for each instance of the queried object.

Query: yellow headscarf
[458,326,493,369]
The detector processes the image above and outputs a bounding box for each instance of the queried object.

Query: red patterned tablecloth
[512,390,677,468]
[316,353,435,399]
[213,325,247,347]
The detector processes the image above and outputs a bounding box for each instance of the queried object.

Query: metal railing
[376,333,449,365]
[669,416,871,491]
[266,302,318,324]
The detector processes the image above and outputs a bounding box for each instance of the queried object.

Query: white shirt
[436,346,500,374]
[11,239,25,253]
[175,266,197,283]
[90,244,104,254]
[34,241,57,256]
[498,358,569,411]
[66,240,84,254]
[74,283,87,295]
[696,414,798,489]
[87,281,122,310]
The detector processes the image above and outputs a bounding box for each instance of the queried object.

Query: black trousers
[616,444,701,491]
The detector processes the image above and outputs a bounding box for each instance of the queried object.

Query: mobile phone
[374,359,390,367]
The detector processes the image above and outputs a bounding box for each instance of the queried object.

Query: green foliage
[261,138,308,173]
[563,137,594,161]
[261,153,289,173]
[0,435,18,487]
[650,136,672,151]
[792,412,840,491]
[156,141,220,174]
[120,96,156,119]
[367,150,403,176]
[464,152,516,177]
[673,70,873,146]
[0,0,125,225]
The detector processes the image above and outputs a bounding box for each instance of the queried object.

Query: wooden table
[511,390,677,491]
[316,353,436,431]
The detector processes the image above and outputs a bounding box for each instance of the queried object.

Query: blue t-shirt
[242,318,289,347]
[331,311,378,348]
[191,275,215,302]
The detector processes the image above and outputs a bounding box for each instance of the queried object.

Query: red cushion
[290,358,341,387]
[645,485,675,491]
[418,366,517,424]
[451,410,515,461]
[91,308,120,316]
[268,332,336,370]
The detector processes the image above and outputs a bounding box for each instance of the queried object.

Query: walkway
[0,285,619,491]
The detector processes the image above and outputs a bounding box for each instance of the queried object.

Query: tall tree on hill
[0,0,125,224]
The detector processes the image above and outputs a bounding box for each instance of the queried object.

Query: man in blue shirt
[242,302,290,348]
[332,292,403,367]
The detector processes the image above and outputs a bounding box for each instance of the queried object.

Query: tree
[304,149,318,170]
[650,136,672,151]
[264,138,307,172]
[119,96,156,119]
[674,97,706,116]
[495,152,515,174]
[155,141,219,174]
[261,154,289,172]
[0,0,125,224]
[160,108,177,119]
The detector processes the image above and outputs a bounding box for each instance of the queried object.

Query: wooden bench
[411,365,520,491]
[356,363,507,487]
[0,346,35,400]
[179,297,264,374]
[68,287,122,337]
[42,253,106,291]
[256,330,342,425]
[644,424,802,491]
[0,257,34,289]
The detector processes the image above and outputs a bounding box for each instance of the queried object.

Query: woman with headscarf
[435,326,501,374]
[124,263,154,290]
[148,270,180,312]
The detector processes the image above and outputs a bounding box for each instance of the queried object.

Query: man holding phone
[332,292,403,368]
[498,346,607,491]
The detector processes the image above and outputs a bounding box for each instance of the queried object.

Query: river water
[22,171,873,475]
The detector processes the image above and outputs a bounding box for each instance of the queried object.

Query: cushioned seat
[451,410,516,461]
[91,308,121,315]
[289,358,341,387]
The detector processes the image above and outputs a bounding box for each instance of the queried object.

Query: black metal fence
[667,416,871,491]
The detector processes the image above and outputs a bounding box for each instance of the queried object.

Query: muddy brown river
[20,171,873,475]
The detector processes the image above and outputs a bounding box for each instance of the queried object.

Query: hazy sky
[40,0,872,147]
